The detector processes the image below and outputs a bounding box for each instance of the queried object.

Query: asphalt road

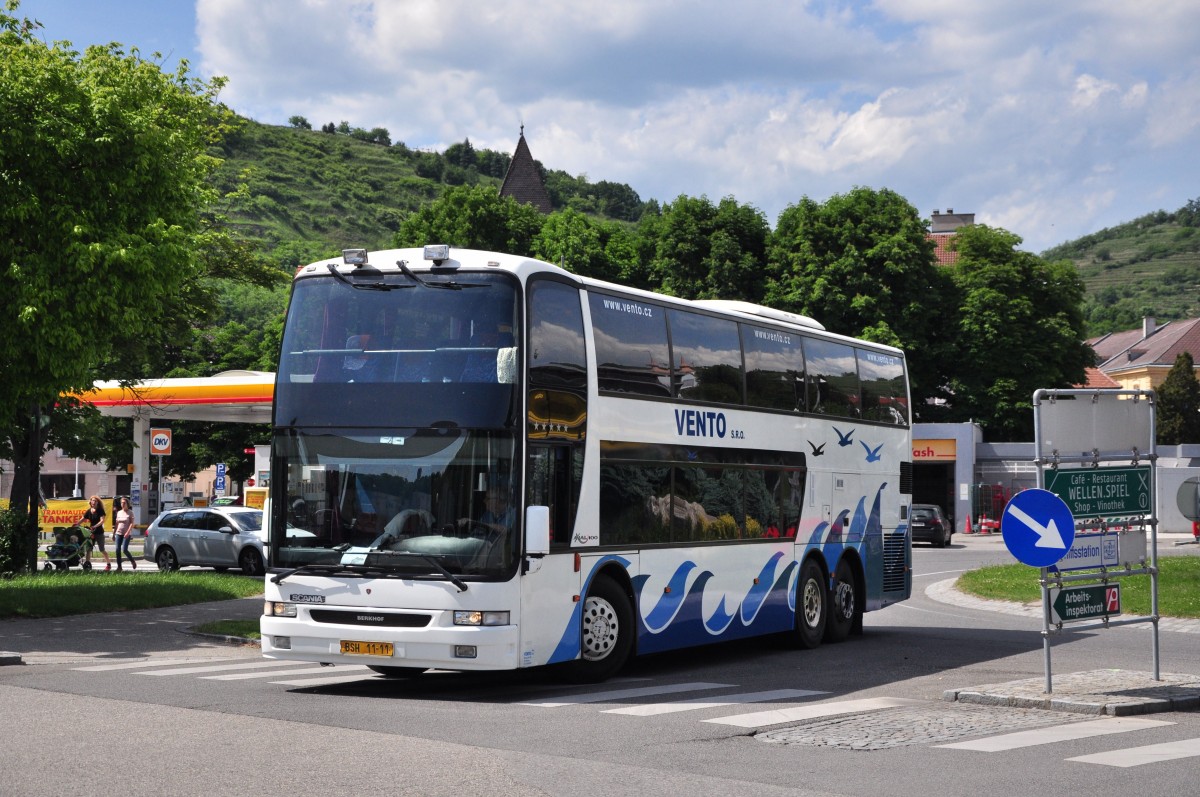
[2,532,1198,797]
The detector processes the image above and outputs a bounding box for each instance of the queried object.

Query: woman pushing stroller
[77,495,112,571]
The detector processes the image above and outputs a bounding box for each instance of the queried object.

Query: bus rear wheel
[824,557,858,643]
[794,558,826,649]
[564,575,633,683]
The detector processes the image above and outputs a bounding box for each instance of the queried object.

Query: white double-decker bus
[262,245,912,681]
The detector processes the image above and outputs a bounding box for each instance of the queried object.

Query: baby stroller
[44,526,92,571]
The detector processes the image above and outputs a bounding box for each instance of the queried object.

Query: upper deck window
[667,309,743,405]
[589,293,671,398]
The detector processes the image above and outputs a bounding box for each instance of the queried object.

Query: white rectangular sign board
[1036,391,1153,460]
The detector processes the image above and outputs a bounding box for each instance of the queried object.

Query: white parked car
[144,506,269,576]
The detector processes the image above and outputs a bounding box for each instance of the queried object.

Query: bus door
[520,442,585,668]
[828,472,861,546]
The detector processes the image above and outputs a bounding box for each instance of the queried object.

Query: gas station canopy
[83,370,274,423]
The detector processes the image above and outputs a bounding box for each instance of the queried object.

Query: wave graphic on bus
[547,484,891,663]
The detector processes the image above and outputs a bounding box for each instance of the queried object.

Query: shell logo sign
[150,427,172,456]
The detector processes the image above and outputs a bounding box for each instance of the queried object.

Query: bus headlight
[265,601,297,618]
[453,610,510,626]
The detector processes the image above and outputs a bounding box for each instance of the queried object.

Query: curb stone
[926,577,1200,715]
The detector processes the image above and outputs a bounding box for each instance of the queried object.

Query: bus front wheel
[566,575,633,682]
[794,558,826,649]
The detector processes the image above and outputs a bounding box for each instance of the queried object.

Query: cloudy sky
[19,0,1200,253]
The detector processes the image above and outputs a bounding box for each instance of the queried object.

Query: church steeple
[499,126,552,214]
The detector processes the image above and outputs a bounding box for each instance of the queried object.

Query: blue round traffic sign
[1000,488,1076,568]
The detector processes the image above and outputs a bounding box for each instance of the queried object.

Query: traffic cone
[962,515,974,535]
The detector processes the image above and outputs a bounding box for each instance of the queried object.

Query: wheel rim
[581,595,620,661]
[832,578,854,621]
[241,550,262,575]
[156,549,174,570]
[802,576,823,629]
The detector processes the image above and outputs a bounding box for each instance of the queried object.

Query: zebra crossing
[72,657,1200,768]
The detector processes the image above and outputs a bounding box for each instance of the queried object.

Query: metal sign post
[1032,388,1159,694]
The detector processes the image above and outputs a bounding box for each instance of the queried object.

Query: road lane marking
[704,696,924,727]
[936,717,1173,751]
[137,660,313,676]
[270,673,383,686]
[603,689,827,716]
[1068,738,1200,767]
[74,658,236,671]
[203,665,370,680]
[520,682,735,708]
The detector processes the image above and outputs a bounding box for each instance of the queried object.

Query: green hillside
[208,118,650,266]
[209,119,474,262]
[211,120,1196,339]
[1042,203,1200,335]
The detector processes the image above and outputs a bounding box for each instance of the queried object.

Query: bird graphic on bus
[807,440,825,456]
[861,440,883,462]
[833,426,854,447]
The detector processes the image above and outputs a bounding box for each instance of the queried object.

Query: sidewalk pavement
[927,553,1200,716]
[944,670,1200,716]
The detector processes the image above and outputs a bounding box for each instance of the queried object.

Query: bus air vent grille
[309,609,431,628]
[882,532,908,593]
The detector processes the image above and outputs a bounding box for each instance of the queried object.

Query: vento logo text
[674,409,726,438]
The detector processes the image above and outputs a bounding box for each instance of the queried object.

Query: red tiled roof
[1076,367,1120,389]
[1089,318,1200,374]
[928,233,958,265]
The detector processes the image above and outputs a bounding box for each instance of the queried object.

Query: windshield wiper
[396,259,489,291]
[270,563,403,583]
[270,555,469,592]
[364,550,469,592]
[326,263,413,291]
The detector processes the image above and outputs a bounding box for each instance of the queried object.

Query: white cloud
[194,0,1200,253]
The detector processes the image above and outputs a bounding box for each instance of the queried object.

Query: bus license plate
[340,640,394,657]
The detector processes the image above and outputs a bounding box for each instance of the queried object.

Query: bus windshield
[270,268,522,580]
[275,272,520,429]
[273,427,519,579]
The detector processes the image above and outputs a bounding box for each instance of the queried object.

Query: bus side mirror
[525,505,550,557]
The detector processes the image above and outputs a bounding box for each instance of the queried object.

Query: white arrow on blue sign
[1001,488,1076,568]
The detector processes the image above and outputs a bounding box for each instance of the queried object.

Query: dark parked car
[910,503,953,547]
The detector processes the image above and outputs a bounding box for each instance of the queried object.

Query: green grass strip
[0,571,264,619]
[957,556,1200,619]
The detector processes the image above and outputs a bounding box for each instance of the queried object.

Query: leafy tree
[393,184,544,255]
[475,148,509,179]
[0,4,232,567]
[644,195,770,302]
[946,225,1093,440]
[288,115,311,130]
[593,180,643,222]
[765,187,954,417]
[444,138,477,169]
[531,209,640,283]
[1156,352,1200,445]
